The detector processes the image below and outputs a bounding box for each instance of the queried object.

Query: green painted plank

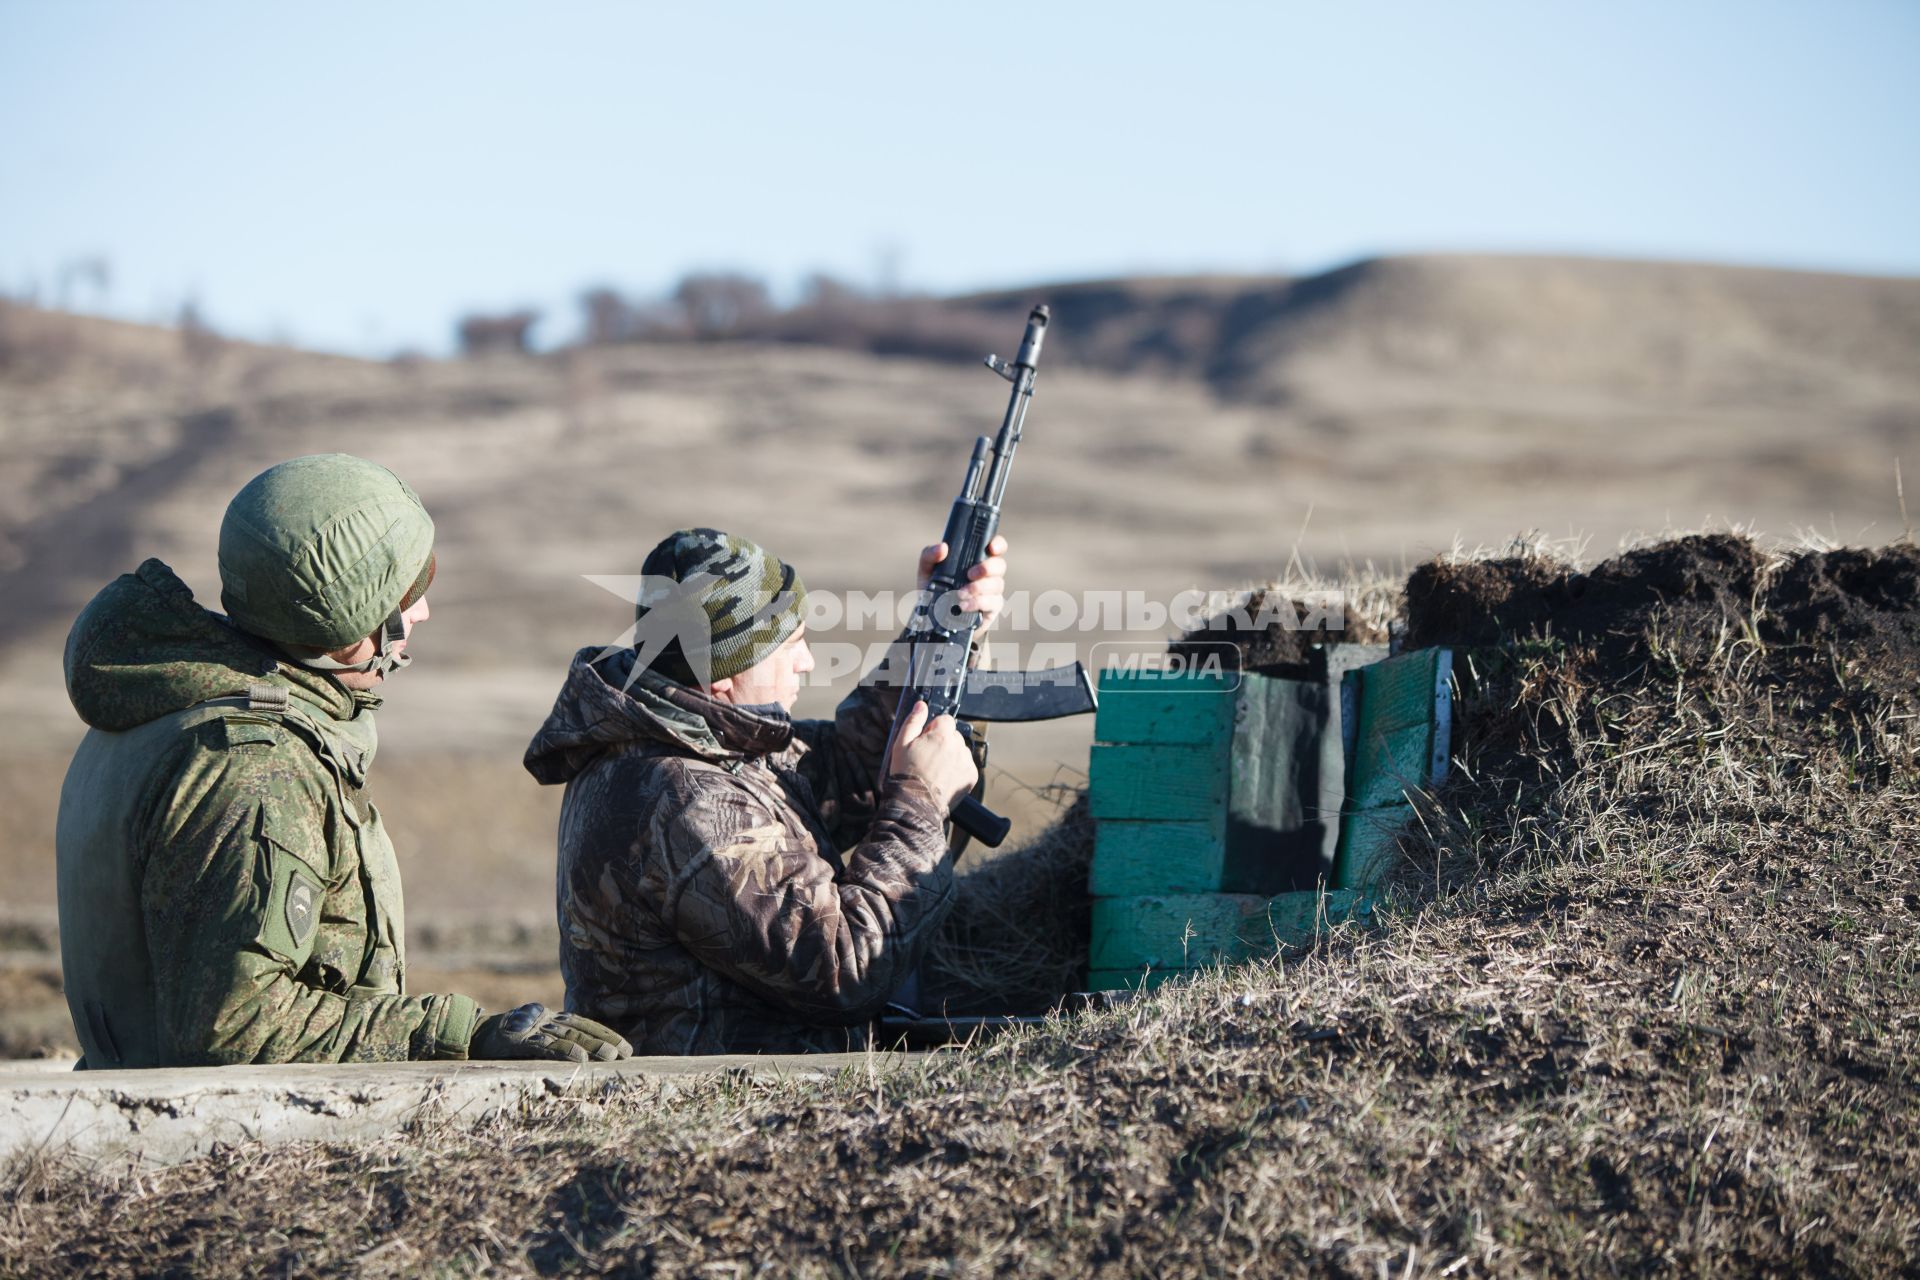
[1343,650,1444,811]
[1089,743,1229,821]
[1349,719,1437,811]
[1085,967,1184,992]
[1089,890,1375,972]
[1094,669,1238,746]
[1357,648,1450,736]
[1335,649,1452,887]
[1090,894,1271,970]
[1090,819,1227,896]
[1264,888,1374,946]
[1332,803,1413,890]
[1341,649,1451,794]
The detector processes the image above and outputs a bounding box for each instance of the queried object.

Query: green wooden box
[1084,649,1451,989]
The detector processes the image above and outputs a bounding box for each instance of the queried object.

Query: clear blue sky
[3,1,1916,354]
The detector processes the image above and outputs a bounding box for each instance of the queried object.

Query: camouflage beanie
[219,454,436,650]
[635,528,807,685]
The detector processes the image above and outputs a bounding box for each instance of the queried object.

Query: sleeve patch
[256,841,325,960]
[285,875,319,946]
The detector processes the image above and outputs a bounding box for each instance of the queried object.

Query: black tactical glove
[470,1003,632,1063]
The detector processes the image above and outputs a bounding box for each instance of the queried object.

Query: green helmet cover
[219,454,435,650]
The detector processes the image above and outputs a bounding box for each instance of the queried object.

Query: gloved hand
[470,1003,632,1063]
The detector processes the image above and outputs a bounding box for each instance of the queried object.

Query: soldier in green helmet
[56,453,631,1068]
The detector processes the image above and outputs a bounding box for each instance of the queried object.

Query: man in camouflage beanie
[631,527,809,688]
[526,527,1008,1054]
[56,454,630,1068]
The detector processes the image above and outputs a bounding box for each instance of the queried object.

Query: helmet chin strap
[286,607,413,676]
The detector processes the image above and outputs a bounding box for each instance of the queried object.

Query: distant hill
[949,255,1920,408]
[646,255,1920,410]
[947,274,1266,382]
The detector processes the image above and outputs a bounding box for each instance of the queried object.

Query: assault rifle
[879,304,1098,849]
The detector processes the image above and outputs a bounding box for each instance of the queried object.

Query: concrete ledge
[0,1052,898,1167]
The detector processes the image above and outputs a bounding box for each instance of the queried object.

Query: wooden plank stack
[1087,648,1450,991]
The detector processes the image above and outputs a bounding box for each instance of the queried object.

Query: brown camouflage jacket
[524,647,954,1054]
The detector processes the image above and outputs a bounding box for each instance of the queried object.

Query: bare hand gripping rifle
[879,304,1098,849]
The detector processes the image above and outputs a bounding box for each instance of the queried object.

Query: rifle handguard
[883,304,1073,856]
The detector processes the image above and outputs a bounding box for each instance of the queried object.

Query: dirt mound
[1397,533,1919,904]
[1168,536,1908,692]
[1407,535,1920,705]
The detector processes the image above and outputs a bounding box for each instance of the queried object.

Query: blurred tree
[457,310,541,356]
[671,272,771,338]
[799,272,866,311]
[579,286,638,345]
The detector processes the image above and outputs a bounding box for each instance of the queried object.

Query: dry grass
[3,536,1915,1276]
[921,793,1095,1015]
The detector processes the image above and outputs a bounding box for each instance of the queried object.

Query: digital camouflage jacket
[524,648,955,1054]
[56,559,481,1068]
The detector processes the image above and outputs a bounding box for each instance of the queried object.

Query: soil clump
[1171,585,1389,677]
[1404,533,1767,655]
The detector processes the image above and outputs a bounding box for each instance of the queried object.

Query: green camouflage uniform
[526,529,955,1054]
[56,455,483,1068]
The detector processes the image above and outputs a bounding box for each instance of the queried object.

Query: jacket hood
[65,559,362,733]
[524,646,793,786]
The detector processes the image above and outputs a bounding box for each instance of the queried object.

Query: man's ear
[325,633,376,665]
[706,676,734,701]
